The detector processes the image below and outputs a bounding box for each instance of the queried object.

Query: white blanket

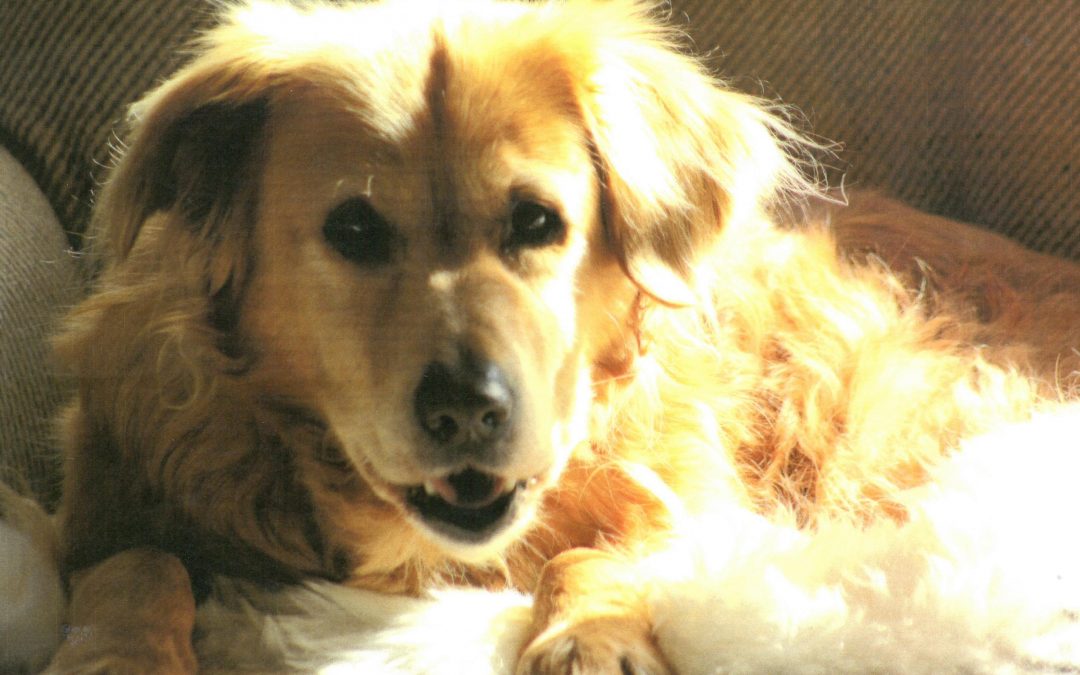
[4,408,1079,673]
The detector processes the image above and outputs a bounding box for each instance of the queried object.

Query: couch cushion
[0,147,81,508]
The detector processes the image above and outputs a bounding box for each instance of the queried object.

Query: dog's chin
[400,471,549,560]
[403,472,529,540]
[359,459,549,559]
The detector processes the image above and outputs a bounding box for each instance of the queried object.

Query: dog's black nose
[414,358,514,450]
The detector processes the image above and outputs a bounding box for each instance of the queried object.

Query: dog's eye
[323,197,398,266]
[506,200,565,250]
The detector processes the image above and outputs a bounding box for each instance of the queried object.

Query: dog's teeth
[423,480,439,497]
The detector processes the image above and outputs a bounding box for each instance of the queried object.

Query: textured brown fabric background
[0,0,213,247]
[673,0,1079,257]
[0,0,1076,254]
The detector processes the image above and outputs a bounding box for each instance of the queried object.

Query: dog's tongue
[425,468,505,507]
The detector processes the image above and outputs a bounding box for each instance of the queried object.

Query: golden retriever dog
[46,0,1080,672]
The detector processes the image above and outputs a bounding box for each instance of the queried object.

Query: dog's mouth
[402,467,534,543]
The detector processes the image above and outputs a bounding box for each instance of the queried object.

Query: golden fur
[47,1,1080,672]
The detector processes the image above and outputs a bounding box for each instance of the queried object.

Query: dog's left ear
[573,8,813,305]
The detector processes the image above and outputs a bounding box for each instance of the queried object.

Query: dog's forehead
[241,1,580,132]
[260,6,590,227]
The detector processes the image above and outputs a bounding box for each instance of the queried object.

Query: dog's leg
[45,548,197,675]
[517,548,671,675]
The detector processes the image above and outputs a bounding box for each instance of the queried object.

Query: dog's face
[96,0,802,565]
[243,45,614,554]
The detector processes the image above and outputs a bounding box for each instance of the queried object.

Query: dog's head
[93,0,808,566]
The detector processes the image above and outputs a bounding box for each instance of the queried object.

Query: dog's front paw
[517,548,671,675]
[44,650,190,675]
[45,548,198,674]
[43,623,197,675]
[516,614,671,675]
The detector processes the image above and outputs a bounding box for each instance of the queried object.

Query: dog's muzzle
[407,356,528,541]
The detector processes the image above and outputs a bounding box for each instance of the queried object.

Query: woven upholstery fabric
[0,0,1077,250]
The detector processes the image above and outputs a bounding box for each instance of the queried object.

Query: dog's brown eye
[507,200,565,250]
[323,197,398,266]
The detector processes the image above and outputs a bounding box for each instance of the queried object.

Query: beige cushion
[0,147,80,507]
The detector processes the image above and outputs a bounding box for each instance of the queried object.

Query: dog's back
[832,191,1080,379]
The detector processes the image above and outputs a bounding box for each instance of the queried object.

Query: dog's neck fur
[593,221,1042,524]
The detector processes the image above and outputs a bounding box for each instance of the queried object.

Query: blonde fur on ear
[558,0,825,305]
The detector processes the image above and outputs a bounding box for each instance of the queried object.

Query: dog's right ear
[94,0,336,273]
[91,45,275,302]
[138,97,268,242]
